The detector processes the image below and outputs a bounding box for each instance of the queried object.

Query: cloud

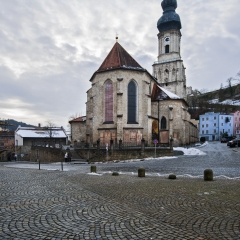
[0,0,239,128]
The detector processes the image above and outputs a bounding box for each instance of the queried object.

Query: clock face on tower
[164,36,170,43]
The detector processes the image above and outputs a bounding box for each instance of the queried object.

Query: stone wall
[29,146,64,163]
[70,121,86,143]
[76,147,173,163]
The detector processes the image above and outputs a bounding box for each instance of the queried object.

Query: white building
[15,126,67,147]
[199,112,234,141]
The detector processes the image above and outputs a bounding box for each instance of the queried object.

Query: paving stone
[0,142,240,239]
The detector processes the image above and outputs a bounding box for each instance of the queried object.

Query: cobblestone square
[0,142,239,239]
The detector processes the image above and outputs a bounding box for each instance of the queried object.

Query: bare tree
[226,77,233,97]
[44,120,58,146]
[219,83,224,102]
[199,88,208,94]
[236,71,240,83]
[69,112,83,121]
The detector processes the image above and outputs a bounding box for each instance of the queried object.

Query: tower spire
[157,0,182,32]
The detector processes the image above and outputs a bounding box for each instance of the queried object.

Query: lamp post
[37,149,40,170]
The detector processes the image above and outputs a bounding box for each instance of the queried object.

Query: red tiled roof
[69,116,86,123]
[97,42,143,72]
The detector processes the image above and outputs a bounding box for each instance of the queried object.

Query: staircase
[70,149,88,164]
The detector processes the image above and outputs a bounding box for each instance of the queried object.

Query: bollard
[168,174,176,180]
[91,165,96,173]
[204,169,213,181]
[138,168,145,177]
[112,172,119,176]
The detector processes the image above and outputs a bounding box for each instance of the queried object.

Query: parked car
[220,138,228,143]
[227,138,240,148]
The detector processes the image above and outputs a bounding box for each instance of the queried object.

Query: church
[70,0,198,147]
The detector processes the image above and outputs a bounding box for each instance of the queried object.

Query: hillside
[187,83,240,119]
[0,119,36,131]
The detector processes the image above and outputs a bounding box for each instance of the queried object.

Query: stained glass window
[128,81,137,123]
[105,80,113,123]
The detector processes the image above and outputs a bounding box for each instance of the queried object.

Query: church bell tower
[153,0,186,99]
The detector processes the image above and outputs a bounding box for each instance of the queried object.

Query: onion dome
[157,0,182,32]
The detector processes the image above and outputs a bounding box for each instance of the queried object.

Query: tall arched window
[161,116,167,129]
[165,45,169,53]
[128,81,137,123]
[105,80,113,123]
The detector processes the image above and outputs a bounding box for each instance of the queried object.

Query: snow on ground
[197,141,208,148]
[173,147,206,155]
[87,172,103,176]
[208,98,240,106]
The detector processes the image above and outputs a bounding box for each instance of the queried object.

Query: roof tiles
[97,42,143,72]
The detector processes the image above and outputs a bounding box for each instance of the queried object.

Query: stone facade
[153,30,187,99]
[86,69,155,145]
[151,99,198,146]
[72,0,198,147]
[0,131,14,149]
[69,117,86,143]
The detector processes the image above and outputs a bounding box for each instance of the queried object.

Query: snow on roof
[15,127,67,138]
[158,85,181,99]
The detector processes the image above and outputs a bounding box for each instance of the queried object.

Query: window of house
[214,123,216,127]
[202,125,204,128]
[128,80,137,123]
[222,123,223,126]
[206,130,209,134]
[202,118,204,121]
[202,130,204,134]
[104,80,113,123]
[214,129,216,133]
[161,117,167,129]
[214,117,216,120]
[165,45,169,53]
[228,129,230,132]
[206,118,209,120]
[206,124,208,127]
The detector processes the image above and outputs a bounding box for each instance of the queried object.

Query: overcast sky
[0,0,240,129]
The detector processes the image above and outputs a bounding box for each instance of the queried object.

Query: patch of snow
[197,141,209,148]
[208,98,240,106]
[87,172,103,176]
[208,99,219,104]
[173,147,206,155]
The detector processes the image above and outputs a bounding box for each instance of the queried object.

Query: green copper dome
[157,0,182,32]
